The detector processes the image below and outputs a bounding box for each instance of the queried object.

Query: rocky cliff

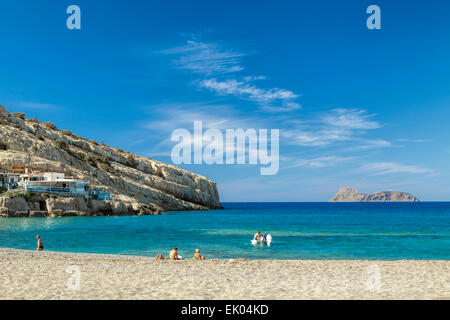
[329,187,419,202]
[0,105,222,217]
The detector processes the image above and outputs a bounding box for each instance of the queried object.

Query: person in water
[36,235,44,251]
[169,248,180,260]
[193,249,205,260]
[253,232,262,240]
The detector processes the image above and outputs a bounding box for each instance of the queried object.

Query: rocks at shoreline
[0,191,160,217]
[329,187,419,202]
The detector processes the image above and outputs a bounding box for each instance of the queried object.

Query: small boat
[251,234,272,246]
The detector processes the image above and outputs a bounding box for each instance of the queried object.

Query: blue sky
[1,0,449,201]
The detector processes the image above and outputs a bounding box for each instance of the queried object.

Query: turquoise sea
[1,202,449,260]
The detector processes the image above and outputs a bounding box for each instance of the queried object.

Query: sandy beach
[0,248,449,300]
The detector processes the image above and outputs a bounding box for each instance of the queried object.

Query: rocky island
[0,105,222,217]
[329,187,419,202]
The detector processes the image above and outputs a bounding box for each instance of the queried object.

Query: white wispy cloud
[142,101,281,160]
[161,39,246,75]
[285,156,354,169]
[361,162,434,175]
[323,108,381,130]
[200,78,301,112]
[282,129,351,147]
[11,102,61,110]
[353,139,392,150]
[143,102,259,132]
[160,35,301,112]
[396,138,432,143]
[142,101,282,165]
[243,75,266,82]
[282,108,384,147]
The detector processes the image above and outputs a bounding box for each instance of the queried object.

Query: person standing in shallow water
[36,235,44,251]
[254,232,262,240]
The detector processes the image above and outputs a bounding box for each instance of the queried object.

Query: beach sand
[0,248,449,300]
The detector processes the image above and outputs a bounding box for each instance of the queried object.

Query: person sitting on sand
[253,232,262,241]
[36,235,44,251]
[169,248,180,260]
[156,253,165,260]
[193,249,205,260]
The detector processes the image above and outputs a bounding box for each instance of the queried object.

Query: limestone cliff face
[329,187,419,202]
[0,105,222,215]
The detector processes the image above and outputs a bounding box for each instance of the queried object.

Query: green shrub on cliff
[79,153,115,174]
[71,150,85,161]
[44,122,57,130]
[54,139,69,152]
[96,156,115,173]
[13,112,26,120]
[24,191,32,202]
[126,155,138,168]
[83,155,97,167]
[98,162,115,174]
[35,133,45,141]
[62,130,74,137]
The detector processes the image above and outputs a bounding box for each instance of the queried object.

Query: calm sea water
[1,202,449,260]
